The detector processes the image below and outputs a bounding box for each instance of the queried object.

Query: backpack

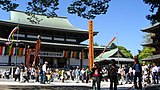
[133,64,141,73]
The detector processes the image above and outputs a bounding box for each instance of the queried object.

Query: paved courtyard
[0,78,143,90]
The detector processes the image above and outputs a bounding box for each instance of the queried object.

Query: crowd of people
[90,58,160,90]
[0,57,160,90]
[12,62,93,84]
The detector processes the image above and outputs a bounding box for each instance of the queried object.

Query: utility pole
[15,19,20,67]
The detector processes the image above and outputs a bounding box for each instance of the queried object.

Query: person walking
[109,59,118,90]
[91,63,102,90]
[132,56,142,89]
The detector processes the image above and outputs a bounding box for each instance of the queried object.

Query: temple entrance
[57,58,67,68]
[42,57,53,68]
[42,57,66,68]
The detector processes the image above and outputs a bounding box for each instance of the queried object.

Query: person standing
[119,66,125,85]
[70,69,75,81]
[20,62,25,82]
[14,66,20,82]
[75,66,80,83]
[152,63,158,84]
[109,59,118,90]
[91,63,102,90]
[102,67,108,82]
[85,66,90,83]
[61,69,65,82]
[142,61,148,84]
[5,69,10,79]
[35,67,40,82]
[124,65,129,84]
[80,67,86,83]
[132,56,142,89]
[158,65,160,82]
[41,61,47,84]
[128,66,133,84]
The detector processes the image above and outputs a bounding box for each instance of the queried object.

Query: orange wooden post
[88,20,94,70]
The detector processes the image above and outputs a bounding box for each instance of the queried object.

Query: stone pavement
[0,78,146,90]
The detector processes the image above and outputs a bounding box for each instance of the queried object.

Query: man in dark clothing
[109,59,118,90]
[132,56,142,89]
[124,65,129,84]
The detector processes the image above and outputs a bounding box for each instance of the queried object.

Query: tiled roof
[8,11,87,31]
[142,54,160,61]
[94,48,133,62]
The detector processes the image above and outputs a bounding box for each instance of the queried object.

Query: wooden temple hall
[0,10,103,68]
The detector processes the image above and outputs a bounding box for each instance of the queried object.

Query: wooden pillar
[80,49,84,69]
[88,20,94,70]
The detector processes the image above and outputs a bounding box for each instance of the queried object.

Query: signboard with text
[31,51,63,57]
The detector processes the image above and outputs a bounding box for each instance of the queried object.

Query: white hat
[45,61,48,64]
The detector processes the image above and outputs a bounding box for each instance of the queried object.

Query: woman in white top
[152,63,158,84]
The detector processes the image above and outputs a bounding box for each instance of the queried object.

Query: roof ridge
[11,10,67,19]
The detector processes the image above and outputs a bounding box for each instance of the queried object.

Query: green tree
[93,42,99,46]
[118,46,133,58]
[143,33,154,43]
[67,0,110,19]
[0,0,111,22]
[138,46,155,60]
[109,43,117,49]
[143,0,160,24]
[138,33,155,60]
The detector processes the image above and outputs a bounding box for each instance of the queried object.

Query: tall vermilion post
[88,20,94,70]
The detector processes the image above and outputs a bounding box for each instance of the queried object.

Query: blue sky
[0,0,151,55]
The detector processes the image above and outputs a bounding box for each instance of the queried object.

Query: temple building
[141,23,160,63]
[0,10,104,68]
[94,48,134,66]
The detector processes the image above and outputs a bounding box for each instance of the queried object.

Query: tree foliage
[0,0,159,23]
[26,0,59,24]
[143,0,160,24]
[0,0,59,17]
[26,0,59,17]
[143,33,154,43]
[109,43,117,49]
[93,42,99,46]
[0,0,59,24]
[0,0,19,12]
[139,33,156,60]
[138,46,155,60]
[104,43,133,58]
[118,46,133,58]
[67,0,110,19]
[0,0,111,23]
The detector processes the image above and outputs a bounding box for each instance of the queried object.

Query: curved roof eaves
[9,11,89,32]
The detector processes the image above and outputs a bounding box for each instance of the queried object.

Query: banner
[9,46,13,56]
[39,51,63,57]
[19,48,24,56]
[6,26,19,45]
[64,51,88,59]
[70,51,75,58]
[0,46,3,55]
